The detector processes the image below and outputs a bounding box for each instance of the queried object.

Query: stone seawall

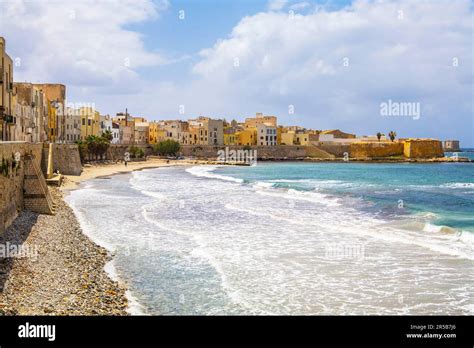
[49,144,83,175]
[404,139,444,159]
[180,145,333,159]
[349,142,404,159]
[106,144,153,161]
[0,143,43,234]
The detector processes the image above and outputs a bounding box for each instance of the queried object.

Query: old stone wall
[313,143,350,157]
[349,142,404,159]
[106,144,154,161]
[180,145,333,159]
[42,144,82,175]
[404,140,444,159]
[0,143,43,234]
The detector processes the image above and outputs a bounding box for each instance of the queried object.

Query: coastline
[0,187,128,315]
[61,158,205,190]
[0,159,204,315]
[1,158,471,315]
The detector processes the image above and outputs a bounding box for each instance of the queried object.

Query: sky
[0,0,472,146]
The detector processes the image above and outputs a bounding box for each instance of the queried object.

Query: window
[88,119,91,126]
[82,118,85,126]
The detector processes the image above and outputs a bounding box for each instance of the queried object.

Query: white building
[111,122,120,144]
[257,124,277,146]
[65,107,81,143]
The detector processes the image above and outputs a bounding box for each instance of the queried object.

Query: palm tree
[388,131,397,142]
[376,132,383,142]
[102,130,113,142]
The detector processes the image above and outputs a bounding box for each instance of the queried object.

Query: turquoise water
[445,149,474,161]
[66,162,473,315]
[217,162,474,232]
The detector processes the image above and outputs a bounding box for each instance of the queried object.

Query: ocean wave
[186,166,244,183]
[440,182,474,189]
[140,190,167,200]
[254,188,341,207]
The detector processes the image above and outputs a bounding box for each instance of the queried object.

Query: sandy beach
[62,158,203,190]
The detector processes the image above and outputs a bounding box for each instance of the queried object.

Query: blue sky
[1,0,472,146]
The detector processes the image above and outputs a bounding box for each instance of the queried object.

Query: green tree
[128,146,145,159]
[76,133,112,162]
[153,140,181,156]
[388,131,397,142]
[102,130,113,142]
[376,132,383,142]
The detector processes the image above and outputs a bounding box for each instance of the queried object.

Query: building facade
[0,37,14,141]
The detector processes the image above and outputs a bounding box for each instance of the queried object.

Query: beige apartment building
[13,82,49,143]
[64,107,81,143]
[256,124,277,146]
[0,37,14,141]
[244,112,277,129]
[188,117,224,146]
[35,83,66,142]
[134,121,149,144]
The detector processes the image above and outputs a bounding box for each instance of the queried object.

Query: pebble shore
[0,188,128,315]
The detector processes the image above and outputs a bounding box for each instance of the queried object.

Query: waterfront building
[0,37,14,141]
[256,124,277,146]
[244,112,277,129]
[13,83,49,143]
[236,128,257,146]
[148,121,164,144]
[442,140,460,151]
[224,127,238,145]
[111,122,120,144]
[34,84,66,142]
[79,107,100,140]
[64,107,81,143]
[134,121,149,144]
[113,112,135,144]
[280,130,295,145]
[319,129,355,140]
[188,117,224,146]
[100,114,113,134]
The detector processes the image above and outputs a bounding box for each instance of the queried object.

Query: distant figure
[125,160,128,167]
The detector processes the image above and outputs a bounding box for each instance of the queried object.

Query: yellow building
[148,121,163,144]
[236,128,257,146]
[224,127,238,145]
[47,100,58,142]
[224,133,237,145]
[280,131,295,145]
[79,107,100,140]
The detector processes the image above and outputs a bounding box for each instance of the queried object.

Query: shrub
[153,140,181,156]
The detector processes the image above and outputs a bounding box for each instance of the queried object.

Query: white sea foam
[186,165,244,183]
[65,166,474,315]
[440,182,474,189]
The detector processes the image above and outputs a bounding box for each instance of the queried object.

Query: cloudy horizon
[1,0,472,146]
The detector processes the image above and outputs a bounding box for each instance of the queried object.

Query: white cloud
[1,0,472,145]
[188,0,472,143]
[268,0,288,12]
[0,0,170,93]
[289,2,311,11]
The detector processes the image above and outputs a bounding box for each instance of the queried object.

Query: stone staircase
[23,153,55,215]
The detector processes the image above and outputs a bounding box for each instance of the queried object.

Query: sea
[65,155,474,315]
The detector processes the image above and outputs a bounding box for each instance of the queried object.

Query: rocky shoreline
[0,187,128,315]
